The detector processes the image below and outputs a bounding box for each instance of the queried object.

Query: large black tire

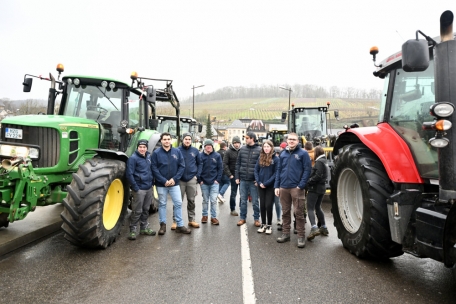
[61,158,128,249]
[330,144,403,259]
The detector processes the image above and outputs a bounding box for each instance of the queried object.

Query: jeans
[229,177,239,212]
[157,186,184,227]
[274,195,282,220]
[129,188,152,231]
[239,180,259,220]
[306,191,326,227]
[219,174,231,196]
[201,183,219,218]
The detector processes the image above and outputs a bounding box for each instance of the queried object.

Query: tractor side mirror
[23,78,33,92]
[281,112,287,123]
[402,39,429,72]
[334,110,340,121]
[198,123,203,133]
[146,86,156,104]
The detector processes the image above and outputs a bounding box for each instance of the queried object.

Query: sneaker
[265,225,272,235]
[217,194,225,204]
[230,210,239,216]
[201,216,208,223]
[277,234,290,243]
[158,222,166,235]
[211,218,220,225]
[254,220,261,227]
[297,237,306,248]
[128,231,137,240]
[175,226,192,234]
[257,224,266,233]
[319,227,329,236]
[189,221,200,228]
[171,222,177,230]
[140,228,156,236]
[277,219,282,226]
[307,226,321,241]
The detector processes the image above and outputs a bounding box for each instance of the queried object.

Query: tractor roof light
[101,81,108,88]
[56,63,64,73]
[109,82,115,89]
[429,136,449,148]
[422,120,452,131]
[73,78,80,86]
[131,71,138,80]
[430,102,454,117]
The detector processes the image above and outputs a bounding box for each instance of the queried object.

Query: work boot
[277,234,290,243]
[171,222,177,230]
[254,220,261,227]
[237,219,246,226]
[140,228,156,236]
[128,231,137,240]
[201,216,208,223]
[158,222,166,235]
[189,221,200,228]
[319,227,329,236]
[297,237,306,248]
[211,218,220,225]
[307,226,321,241]
[175,226,192,234]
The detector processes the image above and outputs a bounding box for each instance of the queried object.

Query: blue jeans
[239,180,259,220]
[229,177,239,212]
[274,195,282,220]
[201,183,219,218]
[157,186,184,227]
[219,175,230,196]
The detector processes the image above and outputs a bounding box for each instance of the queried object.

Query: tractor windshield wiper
[96,87,119,111]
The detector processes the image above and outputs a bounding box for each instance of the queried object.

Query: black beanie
[137,139,148,148]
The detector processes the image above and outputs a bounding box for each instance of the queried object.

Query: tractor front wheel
[61,158,128,248]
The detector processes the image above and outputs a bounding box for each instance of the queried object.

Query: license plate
[5,128,23,139]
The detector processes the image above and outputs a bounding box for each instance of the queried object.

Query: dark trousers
[258,187,275,225]
[306,191,326,227]
[280,188,306,238]
[229,177,239,212]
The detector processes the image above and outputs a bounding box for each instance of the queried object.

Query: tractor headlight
[430,102,455,118]
[0,144,39,159]
[429,136,449,148]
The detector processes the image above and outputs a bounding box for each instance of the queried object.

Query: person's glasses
[287,138,297,141]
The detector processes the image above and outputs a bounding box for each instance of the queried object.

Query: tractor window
[127,92,140,129]
[388,61,438,179]
[294,109,326,141]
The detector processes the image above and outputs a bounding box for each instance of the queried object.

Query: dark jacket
[126,150,153,192]
[307,154,328,194]
[224,144,240,177]
[274,147,311,189]
[151,147,185,187]
[178,144,202,182]
[254,155,279,188]
[235,143,261,181]
[199,150,223,185]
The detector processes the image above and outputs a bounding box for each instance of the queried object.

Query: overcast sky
[0,0,453,101]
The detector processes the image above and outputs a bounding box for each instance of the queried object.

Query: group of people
[126,130,330,249]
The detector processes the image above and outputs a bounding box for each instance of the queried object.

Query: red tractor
[330,10,456,270]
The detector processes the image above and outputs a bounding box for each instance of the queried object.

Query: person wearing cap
[279,142,287,151]
[151,132,191,235]
[224,136,242,216]
[125,139,156,240]
[198,139,223,225]
[217,142,230,204]
[274,132,311,248]
[169,132,203,229]
[235,131,261,227]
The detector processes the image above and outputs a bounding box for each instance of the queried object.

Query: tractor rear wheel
[330,144,403,259]
[61,158,128,248]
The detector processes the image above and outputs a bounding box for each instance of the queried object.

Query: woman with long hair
[306,146,329,240]
[254,140,279,234]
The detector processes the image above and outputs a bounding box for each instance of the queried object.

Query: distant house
[226,120,246,144]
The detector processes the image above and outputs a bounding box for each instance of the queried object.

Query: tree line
[182,84,382,103]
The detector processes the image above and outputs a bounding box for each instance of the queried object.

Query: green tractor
[0,65,180,248]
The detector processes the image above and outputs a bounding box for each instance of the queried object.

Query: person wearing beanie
[216,141,230,204]
[223,136,242,216]
[125,139,155,240]
[170,132,202,230]
[198,138,223,225]
[235,132,261,227]
[151,132,192,235]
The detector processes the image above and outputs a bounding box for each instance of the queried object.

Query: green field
[157,97,381,128]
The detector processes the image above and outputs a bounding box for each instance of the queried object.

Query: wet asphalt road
[1,190,455,304]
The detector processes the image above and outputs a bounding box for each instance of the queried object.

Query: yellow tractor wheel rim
[102,179,124,230]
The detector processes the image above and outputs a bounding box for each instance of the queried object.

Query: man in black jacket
[235,132,261,227]
[224,136,241,216]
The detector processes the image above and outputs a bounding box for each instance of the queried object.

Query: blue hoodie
[151,147,185,187]
[126,150,153,192]
[254,155,279,188]
[178,144,202,182]
[274,147,311,189]
[198,150,223,185]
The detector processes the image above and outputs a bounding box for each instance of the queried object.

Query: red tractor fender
[334,123,424,184]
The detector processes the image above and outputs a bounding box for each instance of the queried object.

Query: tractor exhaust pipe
[435,10,456,202]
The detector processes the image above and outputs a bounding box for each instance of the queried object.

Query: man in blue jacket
[125,139,156,240]
[198,139,223,225]
[274,133,311,248]
[151,132,191,235]
[173,133,202,229]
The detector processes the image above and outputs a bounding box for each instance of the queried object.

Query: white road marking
[240,224,256,303]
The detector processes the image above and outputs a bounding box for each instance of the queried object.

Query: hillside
[157,97,381,128]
